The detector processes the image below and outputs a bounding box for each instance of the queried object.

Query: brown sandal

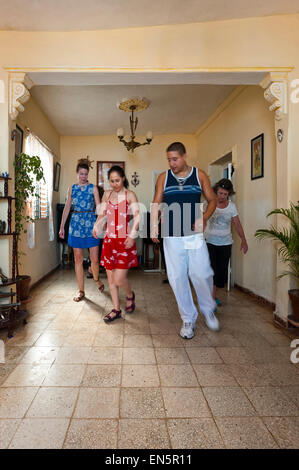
[73,290,85,302]
[94,278,105,293]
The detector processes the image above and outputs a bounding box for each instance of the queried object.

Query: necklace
[172,166,191,190]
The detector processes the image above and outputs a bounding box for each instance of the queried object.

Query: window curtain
[24,132,54,248]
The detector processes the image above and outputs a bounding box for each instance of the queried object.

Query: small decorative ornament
[131,172,140,187]
[277,129,283,143]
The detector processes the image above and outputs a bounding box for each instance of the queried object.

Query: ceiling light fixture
[116,97,153,152]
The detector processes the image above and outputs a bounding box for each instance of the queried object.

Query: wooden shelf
[0,279,18,287]
[0,196,15,200]
[0,291,16,298]
[0,176,11,181]
[0,233,17,237]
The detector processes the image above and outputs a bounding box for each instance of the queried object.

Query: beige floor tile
[167,418,224,449]
[34,331,68,347]
[54,347,91,364]
[263,417,299,449]
[155,348,190,365]
[215,417,278,449]
[152,335,184,348]
[42,364,86,386]
[9,418,70,449]
[186,348,223,364]
[26,387,79,418]
[0,387,39,418]
[262,364,299,386]
[93,332,124,347]
[64,419,118,449]
[82,365,121,387]
[0,365,16,386]
[97,322,125,334]
[202,386,256,417]
[88,347,122,364]
[122,365,160,387]
[2,346,29,364]
[228,364,280,387]
[158,364,198,387]
[124,335,153,348]
[120,388,165,418]
[19,347,60,364]
[149,323,179,335]
[118,419,170,449]
[6,332,42,347]
[280,386,299,408]
[194,364,238,387]
[1,364,51,387]
[245,346,289,364]
[125,323,151,335]
[123,348,156,365]
[216,347,255,364]
[205,332,242,348]
[162,388,211,418]
[182,334,213,348]
[74,388,119,418]
[243,387,299,416]
[0,419,21,449]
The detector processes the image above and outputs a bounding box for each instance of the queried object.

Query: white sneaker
[180,322,195,339]
[204,311,220,332]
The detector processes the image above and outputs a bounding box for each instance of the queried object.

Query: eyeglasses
[220,183,231,190]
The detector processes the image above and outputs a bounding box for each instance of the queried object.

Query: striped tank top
[162,167,202,237]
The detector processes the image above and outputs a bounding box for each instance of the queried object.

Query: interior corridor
[0,268,299,449]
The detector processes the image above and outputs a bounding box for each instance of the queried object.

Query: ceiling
[29,70,269,135]
[1,0,299,31]
[30,84,236,135]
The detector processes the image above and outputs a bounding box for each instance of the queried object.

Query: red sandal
[103,309,122,323]
[125,291,135,314]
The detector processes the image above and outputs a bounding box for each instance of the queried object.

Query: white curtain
[24,132,54,248]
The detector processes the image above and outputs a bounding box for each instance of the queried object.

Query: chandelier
[116,97,153,152]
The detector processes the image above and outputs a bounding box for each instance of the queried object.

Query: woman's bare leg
[106,269,120,311]
[113,269,133,309]
[73,248,84,298]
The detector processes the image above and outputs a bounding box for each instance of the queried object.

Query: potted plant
[255,201,299,321]
[14,152,44,300]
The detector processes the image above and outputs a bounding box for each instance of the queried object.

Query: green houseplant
[255,201,299,321]
[14,152,44,299]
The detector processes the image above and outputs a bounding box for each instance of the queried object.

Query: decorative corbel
[260,73,287,120]
[9,73,34,120]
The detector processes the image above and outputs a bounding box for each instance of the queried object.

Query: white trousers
[163,234,216,324]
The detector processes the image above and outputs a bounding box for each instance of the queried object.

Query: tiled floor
[1,268,299,449]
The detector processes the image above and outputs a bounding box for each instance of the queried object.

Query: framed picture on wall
[53,162,61,192]
[251,133,264,180]
[97,161,125,190]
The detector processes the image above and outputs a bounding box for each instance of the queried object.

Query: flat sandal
[73,290,85,302]
[103,309,122,323]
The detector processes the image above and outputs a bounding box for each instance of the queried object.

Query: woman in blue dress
[59,158,104,301]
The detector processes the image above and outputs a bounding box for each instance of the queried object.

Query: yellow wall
[1,14,299,307]
[196,85,276,302]
[16,96,61,284]
[60,134,196,209]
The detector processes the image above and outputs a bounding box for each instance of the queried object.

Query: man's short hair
[166,142,186,155]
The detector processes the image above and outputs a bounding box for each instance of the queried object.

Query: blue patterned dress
[67,183,100,249]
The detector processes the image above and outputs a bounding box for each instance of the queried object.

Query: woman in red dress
[92,166,139,322]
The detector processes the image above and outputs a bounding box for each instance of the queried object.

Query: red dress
[100,191,138,270]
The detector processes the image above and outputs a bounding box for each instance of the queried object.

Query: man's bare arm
[151,172,166,243]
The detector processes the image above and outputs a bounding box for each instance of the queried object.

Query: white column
[260,73,291,325]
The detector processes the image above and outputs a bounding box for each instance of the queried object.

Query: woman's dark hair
[108,165,129,189]
[76,162,89,172]
[213,178,235,196]
[97,185,105,200]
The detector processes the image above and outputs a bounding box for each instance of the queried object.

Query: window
[24,132,54,247]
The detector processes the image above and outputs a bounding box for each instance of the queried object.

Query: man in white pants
[151,142,219,339]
